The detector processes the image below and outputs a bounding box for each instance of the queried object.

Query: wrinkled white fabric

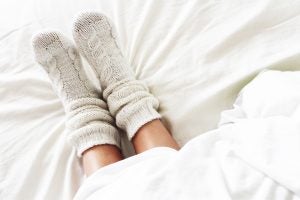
[74,70,300,200]
[1,0,300,199]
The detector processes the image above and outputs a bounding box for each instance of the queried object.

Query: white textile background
[0,0,300,199]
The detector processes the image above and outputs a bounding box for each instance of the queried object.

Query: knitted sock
[32,31,120,156]
[73,12,161,140]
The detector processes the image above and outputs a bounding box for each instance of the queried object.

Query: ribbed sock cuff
[68,123,121,157]
[118,100,161,140]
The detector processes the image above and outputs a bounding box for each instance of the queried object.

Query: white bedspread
[0,0,300,199]
[75,70,300,200]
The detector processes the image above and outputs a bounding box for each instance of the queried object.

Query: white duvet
[74,71,300,200]
[0,0,300,199]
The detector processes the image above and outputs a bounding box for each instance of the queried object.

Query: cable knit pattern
[32,32,120,156]
[73,12,161,140]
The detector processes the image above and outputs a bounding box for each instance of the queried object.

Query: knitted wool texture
[73,12,161,140]
[32,32,120,156]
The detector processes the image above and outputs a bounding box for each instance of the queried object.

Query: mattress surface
[0,0,300,199]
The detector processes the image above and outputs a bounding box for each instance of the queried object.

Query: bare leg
[82,145,123,176]
[82,119,179,176]
[132,119,180,153]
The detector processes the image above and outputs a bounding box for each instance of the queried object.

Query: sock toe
[32,31,76,53]
[73,12,113,39]
[32,31,77,64]
[32,31,62,50]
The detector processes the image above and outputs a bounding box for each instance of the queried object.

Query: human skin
[82,119,179,176]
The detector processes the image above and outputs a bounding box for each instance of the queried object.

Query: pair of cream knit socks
[32,12,161,156]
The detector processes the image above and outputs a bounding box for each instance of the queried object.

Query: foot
[73,12,161,140]
[32,31,97,103]
[32,32,121,156]
[72,12,134,89]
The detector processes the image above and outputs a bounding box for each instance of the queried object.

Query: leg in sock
[32,32,122,176]
[73,12,180,153]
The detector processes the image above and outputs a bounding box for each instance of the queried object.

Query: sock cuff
[68,123,121,157]
[103,78,147,100]
[66,108,114,129]
[116,98,161,140]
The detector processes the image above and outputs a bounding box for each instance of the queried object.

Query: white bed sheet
[75,71,300,200]
[0,0,300,199]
